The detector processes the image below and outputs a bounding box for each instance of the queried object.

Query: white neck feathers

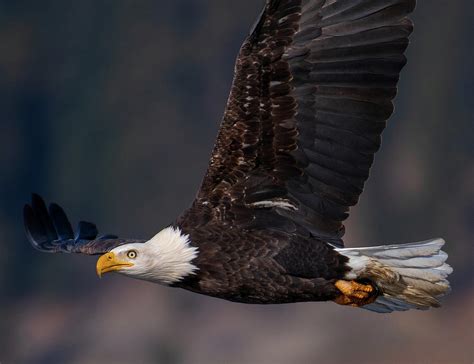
[135,226,199,285]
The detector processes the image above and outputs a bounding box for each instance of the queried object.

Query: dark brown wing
[182,0,415,245]
[24,194,144,255]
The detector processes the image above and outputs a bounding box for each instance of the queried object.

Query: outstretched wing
[24,194,144,255]
[182,0,415,244]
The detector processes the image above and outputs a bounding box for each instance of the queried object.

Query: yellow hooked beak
[96,252,133,278]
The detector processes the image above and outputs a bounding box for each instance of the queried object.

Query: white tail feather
[336,238,452,313]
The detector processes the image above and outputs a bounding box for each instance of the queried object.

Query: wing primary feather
[75,221,99,241]
[49,203,74,240]
[31,193,58,242]
[24,204,50,251]
[24,194,144,255]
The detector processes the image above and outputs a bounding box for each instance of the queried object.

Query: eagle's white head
[96,226,199,285]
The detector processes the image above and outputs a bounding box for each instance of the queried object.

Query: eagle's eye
[127,250,137,259]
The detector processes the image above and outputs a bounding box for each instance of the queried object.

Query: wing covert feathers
[188,0,416,242]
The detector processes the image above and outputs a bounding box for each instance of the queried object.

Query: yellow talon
[334,280,377,307]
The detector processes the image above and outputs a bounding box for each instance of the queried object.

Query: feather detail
[337,238,452,312]
[185,0,416,244]
[24,194,144,255]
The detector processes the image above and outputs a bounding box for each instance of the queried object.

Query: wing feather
[180,0,416,247]
[24,194,144,255]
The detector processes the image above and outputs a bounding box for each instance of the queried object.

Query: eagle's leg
[333,280,378,307]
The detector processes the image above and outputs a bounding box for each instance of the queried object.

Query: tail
[336,238,452,313]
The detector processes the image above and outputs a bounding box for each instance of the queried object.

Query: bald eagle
[24,0,452,313]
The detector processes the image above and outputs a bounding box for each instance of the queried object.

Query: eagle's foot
[334,280,378,307]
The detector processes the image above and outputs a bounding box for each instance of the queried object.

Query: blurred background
[1,0,473,363]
